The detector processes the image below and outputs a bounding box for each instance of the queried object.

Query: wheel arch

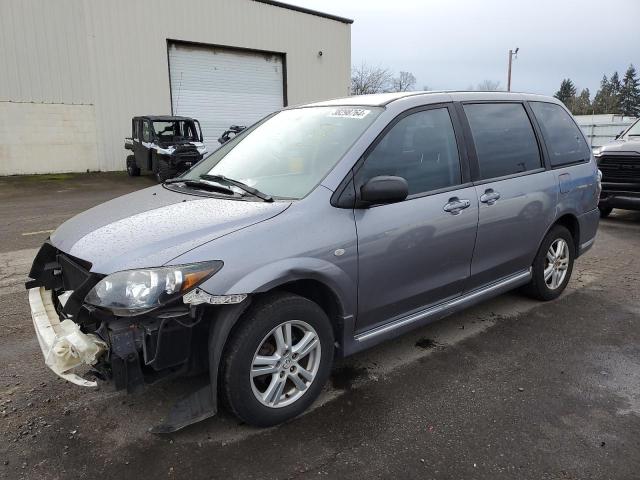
[552,213,580,254]
[270,278,346,349]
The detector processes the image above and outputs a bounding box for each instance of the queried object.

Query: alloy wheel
[250,320,321,408]
[544,238,570,290]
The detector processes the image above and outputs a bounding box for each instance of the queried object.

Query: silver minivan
[26,91,600,432]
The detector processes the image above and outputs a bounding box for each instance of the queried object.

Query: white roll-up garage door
[168,42,284,149]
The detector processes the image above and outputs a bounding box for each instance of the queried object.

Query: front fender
[199,257,357,318]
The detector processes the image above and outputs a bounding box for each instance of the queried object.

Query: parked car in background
[27,91,599,432]
[594,117,640,217]
[125,116,208,182]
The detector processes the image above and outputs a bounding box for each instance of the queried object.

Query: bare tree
[390,71,417,92]
[475,80,503,91]
[351,63,392,95]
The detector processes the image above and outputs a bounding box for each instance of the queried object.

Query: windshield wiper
[200,174,273,202]
[164,178,234,195]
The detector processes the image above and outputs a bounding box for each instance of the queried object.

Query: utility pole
[507,47,519,92]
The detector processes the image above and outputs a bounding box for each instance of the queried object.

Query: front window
[153,120,199,142]
[355,107,462,196]
[184,106,383,199]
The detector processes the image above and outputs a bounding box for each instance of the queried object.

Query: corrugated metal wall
[0,0,351,173]
[574,115,637,147]
[0,0,93,104]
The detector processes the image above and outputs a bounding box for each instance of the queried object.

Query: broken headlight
[84,261,223,316]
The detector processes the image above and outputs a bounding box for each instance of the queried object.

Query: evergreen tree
[619,64,640,117]
[610,71,622,98]
[554,79,577,106]
[572,88,592,115]
[592,75,610,114]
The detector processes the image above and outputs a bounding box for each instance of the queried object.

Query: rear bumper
[28,287,106,387]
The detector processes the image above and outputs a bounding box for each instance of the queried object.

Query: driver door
[354,105,478,333]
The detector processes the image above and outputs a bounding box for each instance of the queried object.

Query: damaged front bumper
[28,286,107,387]
[25,242,252,432]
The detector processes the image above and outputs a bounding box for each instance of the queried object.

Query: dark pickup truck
[594,117,640,217]
[125,116,208,182]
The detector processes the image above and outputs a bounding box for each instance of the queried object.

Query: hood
[597,138,640,155]
[50,185,290,273]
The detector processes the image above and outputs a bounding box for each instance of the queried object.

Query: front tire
[221,293,334,427]
[126,155,140,177]
[523,225,575,301]
[154,159,176,183]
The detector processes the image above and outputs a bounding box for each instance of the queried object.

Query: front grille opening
[599,155,640,183]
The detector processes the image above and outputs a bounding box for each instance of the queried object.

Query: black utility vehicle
[125,116,208,182]
[594,117,640,217]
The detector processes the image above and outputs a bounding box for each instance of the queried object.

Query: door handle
[443,197,471,215]
[480,189,501,205]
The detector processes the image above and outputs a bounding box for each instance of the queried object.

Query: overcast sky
[287,0,639,96]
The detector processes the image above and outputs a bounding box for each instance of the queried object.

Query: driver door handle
[480,189,501,205]
[443,197,471,215]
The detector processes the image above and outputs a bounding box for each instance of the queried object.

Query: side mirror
[615,129,624,140]
[360,176,408,206]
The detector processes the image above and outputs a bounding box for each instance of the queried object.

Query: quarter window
[463,103,541,180]
[529,102,590,167]
[357,108,461,196]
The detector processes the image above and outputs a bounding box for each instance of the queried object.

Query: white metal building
[0,0,352,175]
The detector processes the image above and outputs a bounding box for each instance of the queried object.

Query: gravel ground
[0,173,638,479]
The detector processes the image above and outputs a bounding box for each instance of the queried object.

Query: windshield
[153,121,199,142]
[183,106,382,199]
[624,118,640,138]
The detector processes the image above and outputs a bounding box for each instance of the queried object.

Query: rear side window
[356,107,461,196]
[529,102,590,167]
[463,103,541,180]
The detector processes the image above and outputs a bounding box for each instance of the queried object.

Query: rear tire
[598,206,613,218]
[523,225,575,301]
[126,155,140,177]
[154,159,176,183]
[221,293,334,427]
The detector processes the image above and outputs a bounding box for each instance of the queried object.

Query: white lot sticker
[329,108,371,119]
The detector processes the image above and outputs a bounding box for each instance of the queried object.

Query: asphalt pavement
[0,173,638,479]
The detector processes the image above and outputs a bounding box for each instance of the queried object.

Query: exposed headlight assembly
[84,261,223,316]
